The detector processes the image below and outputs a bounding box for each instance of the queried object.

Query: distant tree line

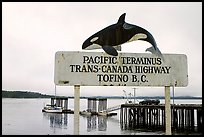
[2,90,202,99]
[2,90,56,98]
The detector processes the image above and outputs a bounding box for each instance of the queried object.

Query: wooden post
[165,86,171,135]
[74,85,80,135]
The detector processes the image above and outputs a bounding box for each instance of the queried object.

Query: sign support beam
[165,86,171,135]
[74,85,80,135]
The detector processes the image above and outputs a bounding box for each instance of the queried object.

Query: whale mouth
[127,33,148,42]
[83,43,101,50]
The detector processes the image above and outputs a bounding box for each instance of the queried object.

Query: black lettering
[131,57,136,64]
[69,65,75,72]
[132,75,137,82]
[96,74,129,82]
[75,65,81,72]
[143,66,149,73]
[83,56,89,63]
[148,66,154,73]
[126,57,131,64]
[157,58,162,65]
[121,57,126,64]
[101,65,107,73]
[112,57,117,64]
[123,75,128,82]
[81,65,87,72]
[153,66,161,73]
[141,75,147,82]
[103,74,109,82]
[93,65,99,73]
[104,57,109,64]
[135,66,141,73]
[94,56,100,64]
[97,74,103,82]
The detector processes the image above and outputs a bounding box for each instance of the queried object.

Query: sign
[54,51,188,87]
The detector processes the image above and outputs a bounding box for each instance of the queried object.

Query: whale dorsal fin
[117,13,126,24]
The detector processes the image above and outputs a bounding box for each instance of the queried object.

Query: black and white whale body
[82,13,163,58]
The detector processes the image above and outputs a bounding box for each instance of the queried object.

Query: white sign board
[54,51,188,87]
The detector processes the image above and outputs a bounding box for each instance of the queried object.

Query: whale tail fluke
[114,45,122,51]
[146,46,164,61]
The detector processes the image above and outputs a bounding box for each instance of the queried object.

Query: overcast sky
[2,2,202,97]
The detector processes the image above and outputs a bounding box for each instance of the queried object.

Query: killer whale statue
[82,13,163,58]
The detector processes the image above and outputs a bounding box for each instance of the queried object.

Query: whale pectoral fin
[102,45,118,56]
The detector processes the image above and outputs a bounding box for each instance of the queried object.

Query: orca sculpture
[82,13,163,57]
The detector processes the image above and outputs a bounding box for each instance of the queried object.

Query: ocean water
[2,98,202,135]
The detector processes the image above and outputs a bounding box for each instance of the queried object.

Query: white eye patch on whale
[90,37,99,43]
